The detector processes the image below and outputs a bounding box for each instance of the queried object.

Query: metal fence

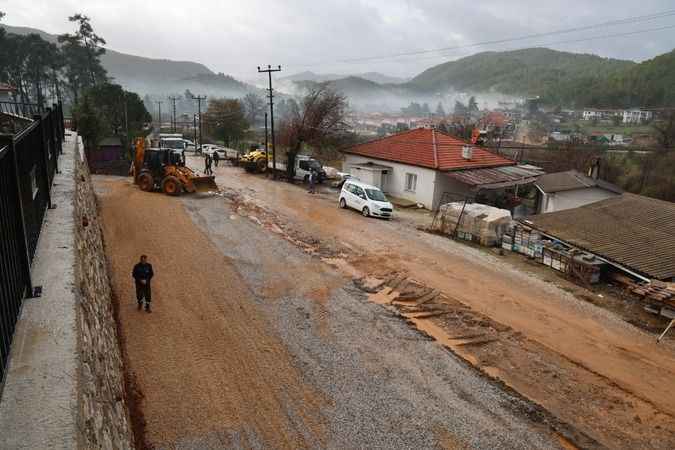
[0,103,64,383]
[0,102,43,118]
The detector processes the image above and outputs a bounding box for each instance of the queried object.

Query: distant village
[352,98,665,149]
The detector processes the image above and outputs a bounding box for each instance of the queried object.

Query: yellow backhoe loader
[240,148,269,173]
[132,138,217,195]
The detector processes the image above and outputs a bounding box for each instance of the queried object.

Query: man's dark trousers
[136,281,151,305]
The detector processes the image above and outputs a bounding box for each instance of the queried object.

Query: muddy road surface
[95,176,567,449]
[203,162,675,450]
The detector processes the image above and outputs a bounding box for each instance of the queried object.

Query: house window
[405,173,417,192]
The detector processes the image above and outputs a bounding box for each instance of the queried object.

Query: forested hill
[407,48,634,97]
[571,49,675,108]
[407,47,675,108]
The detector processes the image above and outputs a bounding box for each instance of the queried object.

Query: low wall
[75,140,134,449]
[0,133,134,449]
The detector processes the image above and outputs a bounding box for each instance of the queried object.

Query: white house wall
[540,187,620,213]
[344,155,439,209]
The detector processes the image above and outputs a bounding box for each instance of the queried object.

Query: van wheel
[339,198,346,209]
[362,207,370,217]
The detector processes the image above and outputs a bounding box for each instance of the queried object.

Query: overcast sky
[2,0,675,79]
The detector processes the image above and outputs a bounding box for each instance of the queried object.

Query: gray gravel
[181,194,562,449]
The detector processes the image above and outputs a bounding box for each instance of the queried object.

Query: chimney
[462,145,473,160]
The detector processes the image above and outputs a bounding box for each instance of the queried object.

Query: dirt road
[95,176,565,449]
[206,161,675,450]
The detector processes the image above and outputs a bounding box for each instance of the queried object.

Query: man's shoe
[145,305,151,313]
[137,301,142,310]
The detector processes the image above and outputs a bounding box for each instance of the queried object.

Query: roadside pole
[264,111,269,169]
[257,65,281,177]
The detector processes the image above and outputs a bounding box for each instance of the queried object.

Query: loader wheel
[138,172,154,192]
[162,176,181,196]
[256,159,267,173]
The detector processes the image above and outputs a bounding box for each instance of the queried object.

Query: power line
[339,9,675,64]
[285,9,675,70]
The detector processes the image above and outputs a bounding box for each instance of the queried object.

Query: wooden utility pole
[192,95,207,152]
[168,96,179,132]
[257,65,281,174]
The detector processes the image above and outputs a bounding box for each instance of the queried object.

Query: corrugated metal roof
[522,193,675,280]
[343,128,515,171]
[446,165,543,189]
[535,170,623,194]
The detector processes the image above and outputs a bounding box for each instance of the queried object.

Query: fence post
[33,114,53,209]
[0,135,33,295]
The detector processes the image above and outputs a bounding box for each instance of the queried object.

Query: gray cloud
[2,0,674,78]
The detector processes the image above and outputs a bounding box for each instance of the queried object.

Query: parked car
[339,179,394,219]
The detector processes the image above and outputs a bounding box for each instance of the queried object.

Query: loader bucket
[191,175,218,192]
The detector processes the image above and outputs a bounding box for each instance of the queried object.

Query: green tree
[58,14,107,103]
[204,98,248,146]
[74,83,151,151]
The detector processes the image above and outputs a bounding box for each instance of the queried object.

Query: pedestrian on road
[307,169,317,194]
[204,153,213,175]
[132,255,154,313]
[213,151,220,167]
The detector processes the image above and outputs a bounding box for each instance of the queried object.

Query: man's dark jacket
[132,262,154,285]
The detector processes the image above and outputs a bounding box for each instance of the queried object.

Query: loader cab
[143,148,185,175]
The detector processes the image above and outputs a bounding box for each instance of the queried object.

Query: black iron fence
[0,103,64,383]
[0,102,43,118]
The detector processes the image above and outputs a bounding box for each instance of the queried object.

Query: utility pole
[193,114,198,153]
[156,100,163,134]
[168,96,179,133]
[258,65,281,175]
[192,95,207,152]
[263,111,269,169]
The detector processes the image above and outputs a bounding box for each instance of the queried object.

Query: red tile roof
[343,128,514,171]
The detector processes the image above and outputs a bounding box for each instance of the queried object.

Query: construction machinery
[240,148,269,173]
[132,138,217,195]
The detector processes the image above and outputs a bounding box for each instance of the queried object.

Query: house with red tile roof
[342,128,539,210]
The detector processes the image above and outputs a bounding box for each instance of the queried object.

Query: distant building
[88,137,130,175]
[533,170,622,214]
[0,83,16,102]
[582,109,619,121]
[622,109,653,124]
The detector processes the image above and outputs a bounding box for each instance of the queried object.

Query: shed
[522,193,675,281]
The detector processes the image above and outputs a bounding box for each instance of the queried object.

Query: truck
[268,154,326,183]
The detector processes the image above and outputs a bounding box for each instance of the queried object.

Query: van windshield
[365,188,387,202]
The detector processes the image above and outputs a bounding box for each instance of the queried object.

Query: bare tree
[280,85,350,158]
[242,92,265,126]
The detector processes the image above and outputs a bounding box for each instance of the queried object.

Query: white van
[339,179,394,219]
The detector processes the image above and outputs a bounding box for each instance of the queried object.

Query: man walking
[307,168,317,194]
[132,255,154,312]
[213,150,220,167]
[204,153,213,175]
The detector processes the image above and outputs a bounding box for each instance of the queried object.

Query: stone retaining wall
[74,142,134,449]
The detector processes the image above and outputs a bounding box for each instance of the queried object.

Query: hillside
[408,48,634,96]
[282,71,407,85]
[572,48,675,108]
[0,24,233,96]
